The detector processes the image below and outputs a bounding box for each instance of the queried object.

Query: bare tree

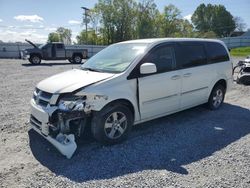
[234,16,247,32]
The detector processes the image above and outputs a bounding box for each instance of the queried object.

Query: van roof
[119,38,224,45]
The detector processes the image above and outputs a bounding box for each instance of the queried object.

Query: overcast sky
[0,0,249,43]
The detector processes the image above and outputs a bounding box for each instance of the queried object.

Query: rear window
[56,44,64,49]
[176,43,207,68]
[205,42,229,63]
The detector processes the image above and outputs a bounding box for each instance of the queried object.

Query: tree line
[48,0,247,45]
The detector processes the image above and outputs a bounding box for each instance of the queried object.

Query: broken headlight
[58,96,86,111]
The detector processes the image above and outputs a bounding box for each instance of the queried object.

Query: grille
[243,67,250,73]
[33,88,53,107]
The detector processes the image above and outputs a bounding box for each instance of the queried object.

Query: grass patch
[230,47,250,57]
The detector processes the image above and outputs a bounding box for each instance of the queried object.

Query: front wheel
[208,85,225,110]
[91,104,133,144]
[73,55,82,64]
[29,55,41,65]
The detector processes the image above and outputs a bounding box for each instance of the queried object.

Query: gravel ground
[0,58,249,188]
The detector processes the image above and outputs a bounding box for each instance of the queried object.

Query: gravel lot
[0,58,249,188]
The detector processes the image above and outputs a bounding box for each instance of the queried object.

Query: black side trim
[181,87,208,95]
[136,78,141,118]
[142,94,178,105]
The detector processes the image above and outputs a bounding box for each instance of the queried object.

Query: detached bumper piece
[30,115,77,159]
[30,100,81,159]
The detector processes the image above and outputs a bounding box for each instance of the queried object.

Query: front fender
[78,79,141,122]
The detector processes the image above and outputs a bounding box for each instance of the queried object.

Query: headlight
[58,97,85,111]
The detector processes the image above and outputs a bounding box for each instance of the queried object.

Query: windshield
[39,44,47,49]
[81,43,148,73]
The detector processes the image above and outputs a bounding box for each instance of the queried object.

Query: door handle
[183,73,192,77]
[171,75,181,80]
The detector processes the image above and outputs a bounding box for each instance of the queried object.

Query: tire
[73,55,82,64]
[91,104,133,144]
[29,55,41,65]
[208,84,225,110]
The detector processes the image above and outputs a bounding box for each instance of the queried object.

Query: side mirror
[140,63,157,75]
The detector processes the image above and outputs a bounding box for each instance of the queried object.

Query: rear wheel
[91,104,133,144]
[73,55,82,64]
[208,84,225,110]
[29,55,41,65]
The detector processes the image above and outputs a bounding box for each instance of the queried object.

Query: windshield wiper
[81,67,103,72]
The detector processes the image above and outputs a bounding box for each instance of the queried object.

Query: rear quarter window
[205,42,229,63]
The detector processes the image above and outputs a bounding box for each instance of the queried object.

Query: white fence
[0,43,106,59]
[0,43,31,59]
[1,37,250,59]
[220,36,250,49]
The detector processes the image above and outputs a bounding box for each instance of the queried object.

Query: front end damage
[30,88,99,159]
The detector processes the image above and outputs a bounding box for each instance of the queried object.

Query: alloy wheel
[104,112,127,139]
[212,89,223,108]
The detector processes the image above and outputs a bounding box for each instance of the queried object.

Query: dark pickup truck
[21,39,88,64]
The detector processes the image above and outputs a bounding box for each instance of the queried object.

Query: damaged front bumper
[30,99,85,159]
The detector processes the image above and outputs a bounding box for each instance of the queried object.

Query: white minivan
[30,38,233,158]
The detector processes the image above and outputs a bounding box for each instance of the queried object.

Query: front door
[41,44,51,59]
[138,44,181,120]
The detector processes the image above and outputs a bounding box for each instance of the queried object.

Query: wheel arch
[30,53,42,59]
[72,53,83,59]
[99,98,135,121]
[90,98,134,144]
[207,78,227,101]
[213,79,227,90]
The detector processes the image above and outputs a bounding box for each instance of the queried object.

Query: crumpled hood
[37,69,114,93]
